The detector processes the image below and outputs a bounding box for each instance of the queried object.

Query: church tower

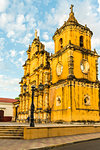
[16,5,100,123]
[49,5,99,122]
[18,30,50,123]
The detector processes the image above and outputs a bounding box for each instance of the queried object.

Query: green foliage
[15,97,19,100]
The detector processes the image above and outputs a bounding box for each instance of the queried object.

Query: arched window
[59,38,63,49]
[80,36,83,47]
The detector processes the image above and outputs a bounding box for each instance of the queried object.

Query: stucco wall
[0,102,13,117]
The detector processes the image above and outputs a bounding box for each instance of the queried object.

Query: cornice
[53,20,93,40]
[50,43,99,59]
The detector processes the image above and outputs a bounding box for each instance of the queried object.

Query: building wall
[50,81,99,122]
[18,36,50,123]
[0,102,13,117]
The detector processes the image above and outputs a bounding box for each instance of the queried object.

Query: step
[0,134,23,136]
[0,128,23,130]
[0,126,24,139]
[0,126,24,128]
[0,126,25,127]
[0,130,23,133]
[0,136,23,139]
[0,132,23,135]
[0,132,23,134]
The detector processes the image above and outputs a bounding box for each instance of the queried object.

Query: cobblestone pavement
[0,133,100,150]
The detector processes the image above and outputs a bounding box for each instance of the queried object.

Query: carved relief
[56,96,61,106]
[80,59,90,74]
[84,95,90,106]
[56,62,63,76]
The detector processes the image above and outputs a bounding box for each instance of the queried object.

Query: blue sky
[0,0,100,98]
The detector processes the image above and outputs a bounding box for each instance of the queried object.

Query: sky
[0,0,100,98]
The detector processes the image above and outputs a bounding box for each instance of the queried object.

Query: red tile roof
[0,98,19,103]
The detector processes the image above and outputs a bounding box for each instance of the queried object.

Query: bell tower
[53,5,92,53]
[50,5,100,123]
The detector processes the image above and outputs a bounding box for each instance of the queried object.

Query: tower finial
[70,4,74,13]
[35,29,38,38]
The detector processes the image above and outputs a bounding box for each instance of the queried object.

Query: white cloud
[98,0,100,12]
[0,38,5,50]
[16,14,25,24]
[25,14,36,31]
[0,0,9,12]
[7,31,15,38]
[43,32,49,41]
[0,13,14,29]
[38,0,68,32]
[10,49,16,57]
[0,57,3,61]
[17,33,33,47]
[19,50,25,56]
[17,57,25,66]
[0,75,20,98]
[91,37,100,50]
[42,41,54,53]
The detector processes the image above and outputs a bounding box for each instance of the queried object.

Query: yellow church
[14,5,100,123]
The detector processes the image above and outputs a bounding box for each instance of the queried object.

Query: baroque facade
[16,5,100,123]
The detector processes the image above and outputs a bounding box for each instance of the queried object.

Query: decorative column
[36,72,39,88]
[26,92,29,120]
[68,47,75,79]
[28,95,31,121]
[19,96,22,122]
[38,91,43,123]
[43,71,50,123]
[34,90,38,122]
[44,71,49,85]
[44,87,49,123]
[23,94,25,122]
[39,70,43,84]
[96,59,98,81]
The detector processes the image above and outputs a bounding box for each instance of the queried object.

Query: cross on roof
[70,4,74,13]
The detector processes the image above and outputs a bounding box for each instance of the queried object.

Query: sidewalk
[1,121,100,127]
[0,132,100,150]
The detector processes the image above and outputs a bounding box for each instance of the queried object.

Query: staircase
[0,126,24,139]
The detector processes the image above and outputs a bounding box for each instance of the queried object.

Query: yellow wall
[50,81,99,122]
[24,126,100,140]
[53,26,92,53]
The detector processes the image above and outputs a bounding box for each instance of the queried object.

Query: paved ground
[51,139,100,150]
[0,122,100,150]
[0,133,100,150]
[0,122,100,127]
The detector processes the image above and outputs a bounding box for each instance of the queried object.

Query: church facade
[16,5,100,123]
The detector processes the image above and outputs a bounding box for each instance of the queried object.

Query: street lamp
[38,83,44,91]
[23,83,27,123]
[23,83,27,91]
[30,85,35,127]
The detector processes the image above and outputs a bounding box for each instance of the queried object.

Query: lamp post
[23,83,27,122]
[30,85,35,127]
[23,83,27,91]
[38,83,44,91]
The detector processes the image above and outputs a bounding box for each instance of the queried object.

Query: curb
[29,137,100,150]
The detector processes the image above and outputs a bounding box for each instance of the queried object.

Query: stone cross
[70,4,74,13]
